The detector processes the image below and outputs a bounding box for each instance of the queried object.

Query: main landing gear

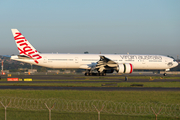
[85,72,106,76]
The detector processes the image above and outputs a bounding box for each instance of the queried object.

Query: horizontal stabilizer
[17,55,33,59]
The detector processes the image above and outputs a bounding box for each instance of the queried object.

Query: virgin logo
[14,32,42,64]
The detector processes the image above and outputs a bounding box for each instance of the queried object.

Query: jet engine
[117,63,133,74]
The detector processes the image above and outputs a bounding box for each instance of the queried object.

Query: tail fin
[11,29,42,63]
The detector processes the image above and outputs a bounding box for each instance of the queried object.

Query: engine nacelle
[117,63,133,74]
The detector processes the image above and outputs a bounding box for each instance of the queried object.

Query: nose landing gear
[163,73,167,76]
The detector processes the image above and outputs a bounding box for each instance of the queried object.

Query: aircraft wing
[96,56,118,72]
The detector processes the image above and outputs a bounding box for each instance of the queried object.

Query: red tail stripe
[17,40,24,43]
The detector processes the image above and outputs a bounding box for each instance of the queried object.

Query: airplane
[10,29,178,76]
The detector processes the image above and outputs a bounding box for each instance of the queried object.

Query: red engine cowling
[117,63,133,74]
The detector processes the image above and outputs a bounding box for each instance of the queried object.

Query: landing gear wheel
[163,73,167,76]
[86,72,90,76]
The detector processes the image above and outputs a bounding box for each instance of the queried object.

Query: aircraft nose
[174,61,179,67]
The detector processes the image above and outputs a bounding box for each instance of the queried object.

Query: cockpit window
[167,55,176,62]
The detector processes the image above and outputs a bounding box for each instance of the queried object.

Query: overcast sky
[0,0,179,58]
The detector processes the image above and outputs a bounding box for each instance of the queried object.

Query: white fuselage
[10,29,179,75]
[11,54,178,70]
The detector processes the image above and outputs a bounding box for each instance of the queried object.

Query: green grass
[0,81,180,88]
[0,90,180,120]
[118,82,180,87]
[0,90,179,103]
[0,109,178,120]
[0,74,180,119]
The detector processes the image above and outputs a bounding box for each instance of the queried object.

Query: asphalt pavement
[0,74,179,91]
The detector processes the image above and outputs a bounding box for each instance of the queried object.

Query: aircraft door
[75,57,79,63]
[43,57,47,63]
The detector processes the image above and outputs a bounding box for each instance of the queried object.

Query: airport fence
[0,97,179,120]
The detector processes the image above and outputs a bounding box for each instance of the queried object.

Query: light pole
[1,60,3,75]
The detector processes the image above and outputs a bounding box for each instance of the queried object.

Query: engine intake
[117,63,133,74]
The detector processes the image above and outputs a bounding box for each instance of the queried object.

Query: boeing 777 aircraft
[11,29,178,76]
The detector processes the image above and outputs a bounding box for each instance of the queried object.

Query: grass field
[0,81,180,88]
[0,90,179,104]
[0,74,180,119]
[0,90,180,120]
[0,109,178,120]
